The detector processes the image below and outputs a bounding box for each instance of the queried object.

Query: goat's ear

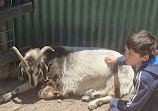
[18,62,26,80]
[41,61,48,81]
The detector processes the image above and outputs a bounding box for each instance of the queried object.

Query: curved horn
[11,46,28,66]
[34,46,55,66]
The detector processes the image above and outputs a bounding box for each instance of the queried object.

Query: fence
[0,0,33,79]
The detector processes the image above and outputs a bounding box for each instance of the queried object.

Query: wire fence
[0,18,18,79]
[0,0,33,79]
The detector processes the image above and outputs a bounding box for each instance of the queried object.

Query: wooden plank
[0,46,30,67]
[0,2,33,22]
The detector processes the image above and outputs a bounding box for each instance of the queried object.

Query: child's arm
[117,56,127,65]
[105,55,127,65]
[110,73,153,111]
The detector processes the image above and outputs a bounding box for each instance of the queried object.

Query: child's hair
[125,30,158,58]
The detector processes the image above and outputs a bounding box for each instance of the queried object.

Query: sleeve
[117,56,127,66]
[116,72,153,111]
[110,98,127,111]
[111,107,120,111]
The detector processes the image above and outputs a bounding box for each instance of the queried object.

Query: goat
[0,46,134,110]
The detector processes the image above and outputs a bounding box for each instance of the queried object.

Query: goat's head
[12,46,55,86]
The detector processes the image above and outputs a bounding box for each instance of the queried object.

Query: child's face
[125,46,144,67]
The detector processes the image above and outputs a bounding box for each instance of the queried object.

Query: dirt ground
[0,78,132,111]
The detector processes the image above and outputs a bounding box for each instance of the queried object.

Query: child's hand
[107,105,111,111]
[104,55,117,64]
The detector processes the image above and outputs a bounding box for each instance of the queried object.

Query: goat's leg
[88,96,113,110]
[90,84,114,99]
[0,81,35,104]
[91,89,109,98]
[82,87,112,102]
[82,89,96,101]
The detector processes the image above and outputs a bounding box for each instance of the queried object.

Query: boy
[105,30,158,111]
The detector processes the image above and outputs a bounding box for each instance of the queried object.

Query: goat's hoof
[0,92,12,104]
[88,101,97,110]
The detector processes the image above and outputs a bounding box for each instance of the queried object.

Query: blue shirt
[110,56,158,111]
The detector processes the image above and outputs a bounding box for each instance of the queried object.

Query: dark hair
[125,30,158,58]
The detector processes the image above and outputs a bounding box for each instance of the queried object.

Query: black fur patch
[53,46,72,57]
[43,46,72,88]
[44,46,72,64]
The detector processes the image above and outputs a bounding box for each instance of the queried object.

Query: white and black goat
[0,46,134,109]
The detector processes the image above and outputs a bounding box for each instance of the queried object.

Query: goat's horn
[11,46,29,66]
[34,46,55,66]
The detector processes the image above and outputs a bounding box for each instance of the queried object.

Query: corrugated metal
[14,0,158,53]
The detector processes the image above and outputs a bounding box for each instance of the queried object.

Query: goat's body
[42,46,134,109]
[51,47,132,96]
[0,46,134,110]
